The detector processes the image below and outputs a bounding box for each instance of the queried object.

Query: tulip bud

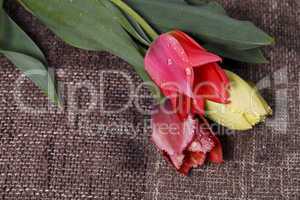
[205,70,272,130]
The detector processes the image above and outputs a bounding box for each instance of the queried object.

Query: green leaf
[192,1,227,15]
[125,0,274,50]
[0,4,45,63]
[19,0,151,83]
[109,0,158,41]
[184,0,210,6]
[0,1,60,105]
[148,0,266,63]
[0,50,60,104]
[101,0,151,46]
[162,1,227,15]
[170,0,267,63]
[204,43,268,64]
[124,13,152,45]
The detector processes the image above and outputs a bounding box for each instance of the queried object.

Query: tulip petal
[145,33,194,97]
[197,117,223,163]
[192,97,205,116]
[151,100,195,156]
[169,154,185,170]
[171,30,205,51]
[194,63,230,103]
[179,152,206,175]
[176,95,192,121]
[161,89,179,115]
[208,135,224,164]
[171,30,222,67]
[196,116,217,152]
[178,117,220,175]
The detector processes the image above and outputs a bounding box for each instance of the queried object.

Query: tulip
[151,100,223,175]
[145,30,230,119]
[206,70,272,130]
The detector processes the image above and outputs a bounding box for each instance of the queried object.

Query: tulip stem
[110,0,159,41]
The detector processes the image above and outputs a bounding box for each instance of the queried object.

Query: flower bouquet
[0,0,273,175]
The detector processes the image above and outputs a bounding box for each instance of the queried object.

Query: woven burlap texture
[0,0,299,199]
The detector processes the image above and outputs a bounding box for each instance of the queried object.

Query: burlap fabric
[0,0,299,199]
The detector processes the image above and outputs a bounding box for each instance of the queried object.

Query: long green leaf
[163,0,268,63]
[0,10,46,63]
[125,0,274,50]
[125,14,152,44]
[101,0,151,46]
[19,0,151,83]
[0,0,60,105]
[0,50,60,104]
[204,44,268,64]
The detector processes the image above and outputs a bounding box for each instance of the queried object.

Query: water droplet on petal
[185,68,192,76]
[167,59,173,65]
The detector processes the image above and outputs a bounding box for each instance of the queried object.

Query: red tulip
[151,100,223,175]
[145,30,230,118]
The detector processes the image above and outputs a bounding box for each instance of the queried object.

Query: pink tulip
[145,30,230,119]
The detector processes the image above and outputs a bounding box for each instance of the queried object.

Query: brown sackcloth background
[0,0,299,199]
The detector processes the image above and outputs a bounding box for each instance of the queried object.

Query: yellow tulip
[205,70,272,130]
